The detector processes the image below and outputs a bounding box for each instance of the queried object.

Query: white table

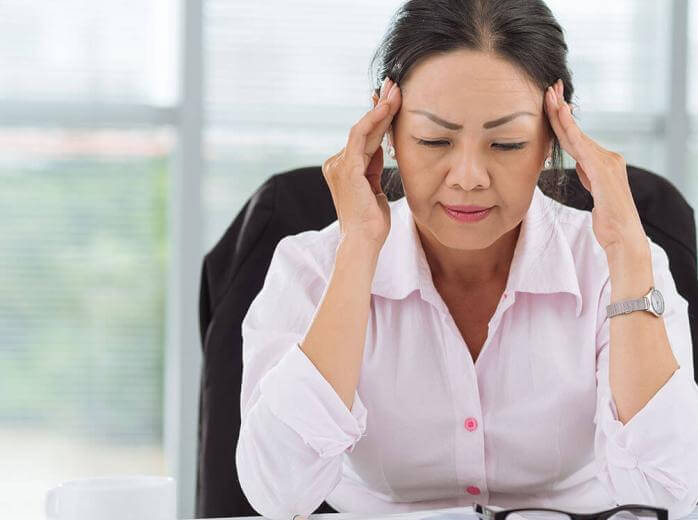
[189,504,698,520]
[187,505,472,520]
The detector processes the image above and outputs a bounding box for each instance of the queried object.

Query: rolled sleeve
[236,232,368,519]
[260,342,368,458]
[595,363,698,499]
[593,238,698,518]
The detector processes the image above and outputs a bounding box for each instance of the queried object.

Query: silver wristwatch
[606,286,665,319]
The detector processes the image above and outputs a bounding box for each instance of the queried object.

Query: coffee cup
[45,475,176,520]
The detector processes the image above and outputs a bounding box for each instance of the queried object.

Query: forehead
[401,49,541,116]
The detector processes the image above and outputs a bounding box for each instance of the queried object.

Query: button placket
[461,417,482,496]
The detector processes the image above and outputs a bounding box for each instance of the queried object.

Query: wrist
[604,233,650,266]
[605,233,649,267]
[336,233,382,269]
[338,232,383,257]
[606,241,654,301]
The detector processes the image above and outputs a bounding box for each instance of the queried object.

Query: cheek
[398,171,433,200]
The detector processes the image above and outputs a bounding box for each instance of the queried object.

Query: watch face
[650,289,665,314]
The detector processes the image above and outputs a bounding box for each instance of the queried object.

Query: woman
[235,1,698,519]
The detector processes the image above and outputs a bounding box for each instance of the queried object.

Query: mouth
[442,204,493,223]
[443,204,493,213]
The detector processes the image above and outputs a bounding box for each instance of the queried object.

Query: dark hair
[369,0,578,203]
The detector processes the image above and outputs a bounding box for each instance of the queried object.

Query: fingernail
[387,84,398,103]
[385,80,396,99]
[380,77,390,97]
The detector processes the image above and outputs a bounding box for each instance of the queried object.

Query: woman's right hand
[321,76,402,248]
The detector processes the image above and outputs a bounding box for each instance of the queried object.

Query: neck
[418,222,521,288]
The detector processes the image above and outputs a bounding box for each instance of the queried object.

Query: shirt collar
[370,185,583,318]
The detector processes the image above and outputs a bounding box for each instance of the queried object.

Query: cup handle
[45,487,59,519]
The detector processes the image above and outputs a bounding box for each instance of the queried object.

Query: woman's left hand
[544,79,648,258]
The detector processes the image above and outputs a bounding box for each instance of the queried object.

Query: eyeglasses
[473,502,668,520]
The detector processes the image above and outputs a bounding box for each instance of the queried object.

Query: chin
[431,223,502,250]
[441,233,500,251]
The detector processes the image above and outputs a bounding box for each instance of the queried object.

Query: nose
[444,145,491,191]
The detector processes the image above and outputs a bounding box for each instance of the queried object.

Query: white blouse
[235,185,698,520]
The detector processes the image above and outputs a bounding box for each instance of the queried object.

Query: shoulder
[244,221,343,328]
[272,197,407,282]
[547,198,607,281]
[548,194,678,296]
[551,195,671,264]
[269,218,342,284]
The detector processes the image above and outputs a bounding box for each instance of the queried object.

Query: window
[0,1,177,518]
[688,0,698,215]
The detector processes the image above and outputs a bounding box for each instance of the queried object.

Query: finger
[345,79,397,166]
[365,82,401,154]
[365,144,385,194]
[550,84,606,161]
[344,101,391,167]
[575,162,592,193]
[546,86,598,171]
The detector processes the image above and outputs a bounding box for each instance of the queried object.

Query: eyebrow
[408,109,536,130]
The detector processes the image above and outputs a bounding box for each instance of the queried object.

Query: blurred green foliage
[0,156,169,444]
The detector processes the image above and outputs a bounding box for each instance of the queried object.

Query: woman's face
[388,49,554,251]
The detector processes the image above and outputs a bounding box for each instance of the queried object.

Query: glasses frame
[473,503,668,520]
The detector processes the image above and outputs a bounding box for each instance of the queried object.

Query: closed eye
[416,139,527,150]
[417,139,450,147]
[493,142,527,150]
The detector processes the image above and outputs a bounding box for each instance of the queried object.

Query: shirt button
[503,293,507,298]
[466,486,481,495]
[464,417,478,431]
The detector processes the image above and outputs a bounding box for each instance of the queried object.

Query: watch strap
[606,296,649,318]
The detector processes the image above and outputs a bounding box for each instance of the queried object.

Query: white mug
[45,475,176,520]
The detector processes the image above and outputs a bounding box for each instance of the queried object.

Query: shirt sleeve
[593,237,698,520]
[235,234,368,520]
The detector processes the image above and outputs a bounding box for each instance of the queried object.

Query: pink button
[466,486,481,495]
[464,417,478,431]
[503,293,507,298]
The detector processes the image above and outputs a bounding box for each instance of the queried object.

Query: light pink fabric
[236,185,698,520]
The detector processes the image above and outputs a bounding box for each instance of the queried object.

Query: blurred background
[0,1,697,518]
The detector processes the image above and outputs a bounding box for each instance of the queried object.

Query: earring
[388,144,396,159]
[544,156,552,169]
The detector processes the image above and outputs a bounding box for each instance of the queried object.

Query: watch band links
[606,297,648,318]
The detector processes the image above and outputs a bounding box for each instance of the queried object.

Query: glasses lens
[506,511,572,520]
[608,509,659,520]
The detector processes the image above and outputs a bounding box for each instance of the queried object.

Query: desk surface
[189,504,698,520]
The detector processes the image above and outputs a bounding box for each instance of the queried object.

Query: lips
[443,204,492,223]
[443,204,492,213]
